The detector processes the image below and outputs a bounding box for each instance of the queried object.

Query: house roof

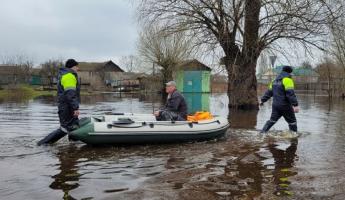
[293,67,319,76]
[78,60,124,72]
[120,72,146,80]
[176,59,211,71]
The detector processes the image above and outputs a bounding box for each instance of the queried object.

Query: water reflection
[267,139,298,196]
[235,146,264,196]
[50,145,80,200]
[47,144,170,200]
[228,108,258,129]
[0,93,345,199]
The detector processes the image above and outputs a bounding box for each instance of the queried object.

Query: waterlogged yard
[0,93,344,199]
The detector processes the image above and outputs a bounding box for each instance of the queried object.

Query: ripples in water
[1,94,345,199]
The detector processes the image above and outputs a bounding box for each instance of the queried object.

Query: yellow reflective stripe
[64,87,76,90]
[282,77,294,90]
[268,81,273,90]
[61,73,77,90]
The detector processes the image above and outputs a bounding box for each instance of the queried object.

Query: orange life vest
[187,111,213,122]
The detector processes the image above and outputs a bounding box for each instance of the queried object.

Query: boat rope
[107,120,221,129]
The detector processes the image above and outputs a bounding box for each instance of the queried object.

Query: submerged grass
[0,85,55,101]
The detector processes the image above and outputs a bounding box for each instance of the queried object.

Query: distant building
[137,74,162,93]
[78,60,124,90]
[107,72,147,92]
[292,67,319,83]
[174,59,211,93]
[0,65,26,85]
[30,68,43,85]
[258,65,319,84]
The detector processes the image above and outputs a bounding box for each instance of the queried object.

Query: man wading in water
[260,66,299,133]
[57,59,81,133]
[37,59,81,145]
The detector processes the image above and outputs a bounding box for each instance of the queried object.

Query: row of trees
[313,14,345,97]
[3,1,345,106]
[0,55,34,84]
[134,0,344,109]
[40,60,64,87]
[0,55,63,86]
[315,24,345,96]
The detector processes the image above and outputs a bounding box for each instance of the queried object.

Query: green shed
[183,93,210,114]
[29,68,43,85]
[30,75,42,85]
[175,59,211,93]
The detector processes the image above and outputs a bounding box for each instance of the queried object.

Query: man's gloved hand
[73,110,80,117]
[154,111,160,116]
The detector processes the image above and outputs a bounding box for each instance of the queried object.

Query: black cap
[282,65,293,73]
[65,59,79,68]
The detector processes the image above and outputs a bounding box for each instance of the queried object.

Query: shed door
[183,71,202,92]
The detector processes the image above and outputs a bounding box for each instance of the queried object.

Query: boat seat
[112,118,135,125]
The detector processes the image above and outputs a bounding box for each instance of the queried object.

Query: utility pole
[152,62,155,76]
[269,55,277,81]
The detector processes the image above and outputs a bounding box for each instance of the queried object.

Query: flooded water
[0,93,345,200]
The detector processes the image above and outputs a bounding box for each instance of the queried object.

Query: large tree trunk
[225,0,261,110]
[227,108,258,129]
[227,61,258,110]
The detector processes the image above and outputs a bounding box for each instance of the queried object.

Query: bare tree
[40,59,63,87]
[328,8,345,96]
[119,55,138,72]
[300,61,313,69]
[137,24,195,92]
[0,54,34,85]
[20,59,34,83]
[330,17,345,73]
[139,0,342,109]
[315,58,338,97]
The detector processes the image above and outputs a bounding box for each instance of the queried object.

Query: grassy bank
[0,85,55,101]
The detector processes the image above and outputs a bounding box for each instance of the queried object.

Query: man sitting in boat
[154,81,188,121]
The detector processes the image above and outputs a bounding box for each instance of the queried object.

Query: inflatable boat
[67,113,230,145]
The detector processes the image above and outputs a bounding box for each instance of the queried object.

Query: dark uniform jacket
[57,68,80,110]
[57,68,81,130]
[163,90,188,119]
[261,71,298,107]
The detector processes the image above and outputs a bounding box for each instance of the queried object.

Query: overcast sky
[0,0,323,70]
[0,0,138,65]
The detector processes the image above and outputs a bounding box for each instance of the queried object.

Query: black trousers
[58,103,79,132]
[156,110,186,121]
[262,105,297,132]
